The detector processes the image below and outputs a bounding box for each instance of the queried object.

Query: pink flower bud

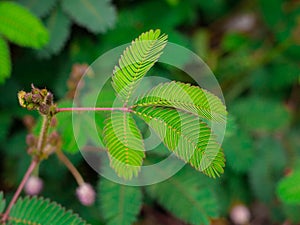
[24,176,43,196]
[230,204,251,225]
[76,183,96,206]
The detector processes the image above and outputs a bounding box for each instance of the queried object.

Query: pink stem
[1,160,38,223]
[56,107,131,113]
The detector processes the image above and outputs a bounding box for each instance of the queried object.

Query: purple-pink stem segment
[1,159,38,223]
[56,107,132,113]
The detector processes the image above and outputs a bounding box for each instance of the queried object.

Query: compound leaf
[61,0,116,33]
[133,81,227,123]
[133,106,225,178]
[103,111,145,180]
[98,178,142,225]
[112,29,168,105]
[0,1,49,48]
[9,196,88,224]
[146,166,219,225]
[37,6,71,58]
[0,36,11,84]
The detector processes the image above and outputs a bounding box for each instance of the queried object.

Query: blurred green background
[0,0,300,224]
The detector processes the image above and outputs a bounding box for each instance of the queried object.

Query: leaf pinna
[103,29,227,180]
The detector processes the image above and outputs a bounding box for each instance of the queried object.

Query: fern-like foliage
[37,6,71,58]
[102,29,227,179]
[133,106,224,178]
[133,81,227,123]
[0,36,11,84]
[98,178,142,225]
[0,192,5,214]
[146,166,219,225]
[61,0,116,34]
[0,1,49,48]
[2,195,88,224]
[103,111,145,179]
[112,29,168,105]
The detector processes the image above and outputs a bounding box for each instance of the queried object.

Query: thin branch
[1,160,39,223]
[56,107,132,113]
[37,115,50,151]
[56,150,84,186]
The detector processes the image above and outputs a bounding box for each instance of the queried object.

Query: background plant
[1,0,300,225]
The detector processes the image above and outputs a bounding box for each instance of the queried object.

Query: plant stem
[1,160,38,223]
[56,150,84,186]
[56,107,131,113]
[37,115,50,151]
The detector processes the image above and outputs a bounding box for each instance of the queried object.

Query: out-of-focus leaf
[37,7,71,58]
[282,204,300,223]
[98,178,142,225]
[61,0,116,33]
[0,1,49,48]
[249,136,287,203]
[146,166,219,225]
[277,170,300,204]
[251,61,300,91]
[258,0,283,29]
[0,192,5,214]
[0,36,11,84]
[231,97,291,132]
[223,129,254,173]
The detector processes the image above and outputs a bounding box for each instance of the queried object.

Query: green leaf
[61,0,116,33]
[277,170,300,204]
[17,0,58,18]
[0,192,6,214]
[249,136,287,203]
[133,81,227,123]
[103,111,145,180]
[133,106,225,178]
[9,196,88,224]
[112,29,168,105]
[258,0,283,29]
[146,166,219,225]
[0,36,11,84]
[98,178,142,225]
[223,129,254,173]
[0,1,49,48]
[37,6,71,58]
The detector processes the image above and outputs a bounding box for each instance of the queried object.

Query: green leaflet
[0,1,49,48]
[103,111,145,180]
[112,29,168,105]
[17,0,58,18]
[277,170,300,204]
[133,81,227,123]
[9,196,88,224]
[37,6,71,58]
[0,192,5,214]
[0,36,11,84]
[61,0,116,33]
[133,106,225,178]
[98,178,142,225]
[146,166,219,225]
